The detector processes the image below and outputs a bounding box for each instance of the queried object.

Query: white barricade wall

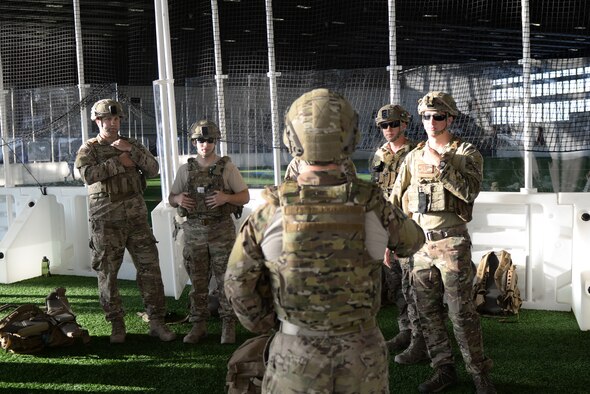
[0,186,588,330]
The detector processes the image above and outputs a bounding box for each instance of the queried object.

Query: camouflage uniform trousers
[399,256,424,337]
[90,217,167,322]
[411,233,493,375]
[382,254,410,333]
[263,327,389,394]
[182,216,236,322]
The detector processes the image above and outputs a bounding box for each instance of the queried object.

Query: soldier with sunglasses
[371,104,430,366]
[391,92,495,393]
[168,119,250,345]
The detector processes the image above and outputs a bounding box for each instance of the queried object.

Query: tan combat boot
[149,320,177,342]
[220,318,236,344]
[183,321,207,344]
[394,333,429,365]
[110,319,126,344]
[473,373,497,394]
[418,364,457,393]
[386,329,411,353]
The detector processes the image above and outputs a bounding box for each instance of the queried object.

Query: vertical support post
[72,0,89,143]
[387,0,401,104]
[210,0,228,157]
[265,0,282,186]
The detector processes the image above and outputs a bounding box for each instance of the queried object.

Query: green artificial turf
[1,275,590,393]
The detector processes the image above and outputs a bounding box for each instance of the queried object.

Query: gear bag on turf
[472,250,522,315]
[0,287,90,354]
[225,333,273,394]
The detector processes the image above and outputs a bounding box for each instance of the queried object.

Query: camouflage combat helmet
[417,91,459,116]
[189,120,220,140]
[375,104,410,126]
[90,99,125,121]
[283,88,359,163]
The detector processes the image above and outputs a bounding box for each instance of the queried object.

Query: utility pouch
[418,191,429,214]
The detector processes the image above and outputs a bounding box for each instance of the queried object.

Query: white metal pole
[265,0,282,186]
[0,50,14,187]
[153,0,179,202]
[521,0,535,193]
[72,0,89,143]
[388,0,401,104]
[210,0,228,157]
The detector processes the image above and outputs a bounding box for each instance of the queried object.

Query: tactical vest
[266,179,381,331]
[472,250,522,315]
[405,139,473,222]
[372,141,416,196]
[178,156,236,219]
[86,137,146,202]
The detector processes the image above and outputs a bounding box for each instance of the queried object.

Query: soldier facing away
[75,99,176,344]
[168,120,249,345]
[372,104,429,365]
[225,88,425,393]
[391,91,496,393]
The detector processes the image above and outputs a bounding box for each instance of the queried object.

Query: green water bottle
[41,256,51,277]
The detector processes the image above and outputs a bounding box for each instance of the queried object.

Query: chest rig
[86,137,146,202]
[405,138,473,222]
[267,179,381,331]
[178,156,233,219]
[372,141,416,196]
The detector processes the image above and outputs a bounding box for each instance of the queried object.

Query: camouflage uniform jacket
[391,135,483,231]
[371,139,417,198]
[225,170,425,334]
[75,134,159,221]
[284,157,357,181]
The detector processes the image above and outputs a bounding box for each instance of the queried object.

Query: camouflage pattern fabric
[371,140,417,198]
[372,139,417,335]
[77,133,167,323]
[263,328,389,394]
[89,214,166,322]
[182,217,237,322]
[225,170,425,393]
[391,134,492,375]
[284,156,357,181]
[170,154,247,324]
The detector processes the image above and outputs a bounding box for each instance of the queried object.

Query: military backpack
[225,333,273,394]
[472,250,522,316]
[0,287,90,354]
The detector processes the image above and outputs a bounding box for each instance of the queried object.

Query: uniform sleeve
[225,162,248,193]
[390,152,413,208]
[128,141,160,178]
[225,203,278,334]
[75,142,125,186]
[439,143,483,203]
[170,164,189,195]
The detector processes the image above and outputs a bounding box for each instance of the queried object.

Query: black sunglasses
[422,114,448,121]
[195,137,216,143]
[379,120,401,129]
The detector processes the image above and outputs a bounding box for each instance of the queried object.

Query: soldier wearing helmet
[225,88,425,394]
[391,92,495,393]
[371,103,428,366]
[168,119,249,345]
[75,98,176,344]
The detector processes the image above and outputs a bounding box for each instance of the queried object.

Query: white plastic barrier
[0,194,69,283]
[559,193,590,330]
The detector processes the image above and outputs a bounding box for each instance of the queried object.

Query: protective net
[0,0,588,191]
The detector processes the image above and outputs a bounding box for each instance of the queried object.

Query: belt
[188,217,218,226]
[280,318,376,337]
[425,224,468,242]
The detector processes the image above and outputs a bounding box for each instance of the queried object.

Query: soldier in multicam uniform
[168,120,249,345]
[372,104,429,365]
[284,156,357,181]
[391,91,496,393]
[75,99,176,344]
[224,88,425,393]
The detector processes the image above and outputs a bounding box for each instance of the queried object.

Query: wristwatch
[438,160,447,171]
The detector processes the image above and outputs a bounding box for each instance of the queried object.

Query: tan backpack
[473,250,522,316]
[225,333,273,394]
[0,287,90,354]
